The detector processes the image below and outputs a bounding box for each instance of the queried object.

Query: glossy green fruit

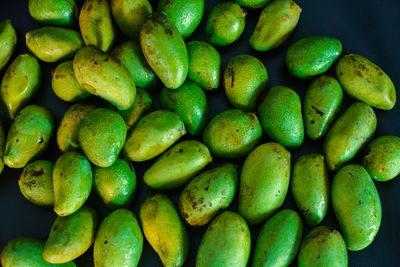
[28,0,78,27]
[0,19,17,72]
[0,120,5,175]
[235,0,271,8]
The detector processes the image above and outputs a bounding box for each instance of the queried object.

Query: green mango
[250,0,301,51]
[235,0,271,8]
[202,109,262,159]
[26,26,84,63]
[140,194,189,267]
[0,120,5,174]
[179,163,238,227]
[336,53,396,110]
[123,110,186,162]
[298,226,347,267]
[239,142,290,225]
[78,108,127,167]
[1,237,76,267]
[0,19,17,72]
[93,158,136,209]
[187,41,221,91]
[304,75,343,140]
[160,80,208,135]
[252,209,303,267]
[258,86,304,148]
[43,206,98,263]
[205,2,246,47]
[324,102,376,171]
[94,209,143,267]
[28,0,78,27]
[196,211,250,267]
[144,140,212,190]
[331,164,381,251]
[291,153,329,226]
[4,105,54,168]
[224,55,268,110]
[18,160,54,207]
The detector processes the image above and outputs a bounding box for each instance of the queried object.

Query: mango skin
[0,19,17,72]
[324,102,377,171]
[235,0,271,8]
[4,105,54,168]
[94,209,143,267]
[123,110,186,162]
[28,0,78,27]
[139,194,189,267]
[336,54,396,110]
[258,86,304,148]
[203,109,262,159]
[250,0,301,51]
[140,12,188,89]
[0,120,5,174]
[291,153,329,226]
[304,75,343,140]
[179,163,238,227]
[331,164,382,251]
[160,80,208,136]
[43,206,98,263]
[239,142,290,225]
[298,226,347,267]
[224,55,268,111]
[196,211,251,267]
[252,209,303,267]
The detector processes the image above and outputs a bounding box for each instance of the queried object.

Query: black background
[0,0,399,266]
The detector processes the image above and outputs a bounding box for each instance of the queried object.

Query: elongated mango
[0,19,17,72]
[28,0,78,27]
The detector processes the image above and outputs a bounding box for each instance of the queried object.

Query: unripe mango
[28,0,78,27]
[0,19,17,72]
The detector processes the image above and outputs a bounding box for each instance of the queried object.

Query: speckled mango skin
[196,211,250,267]
[252,209,302,267]
[43,206,98,264]
[94,209,143,267]
[224,55,268,111]
[324,102,377,171]
[28,0,78,27]
[250,0,301,51]
[25,26,84,63]
[160,80,208,136]
[203,109,262,159]
[331,164,381,251]
[1,53,41,119]
[0,19,17,72]
[291,153,329,226]
[258,86,304,148]
[4,105,54,168]
[179,163,238,227]
[235,0,271,8]
[139,194,189,267]
[140,12,188,89]
[0,120,5,174]
[298,226,347,267]
[239,142,290,225]
[205,2,246,47]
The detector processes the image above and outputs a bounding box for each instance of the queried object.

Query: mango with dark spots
[28,0,78,27]
[0,120,5,174]
[235,0,271,8]
[0,19,17,72]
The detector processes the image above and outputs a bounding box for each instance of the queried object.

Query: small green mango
[258,85,304,148]
[25,26,84,63]
[291,153,329,226]
[73,45,136,110]
[252,209,303,267]
[324,102,376,171]
[94,209,143,267]
[235,0,271,8]
[160,80,208,136]
[224,55,268,110]
[123,110,186,162]
[179,163,238,227]
[28,0,78,27]
[0,19,17,72]
[250,0,301,51]
[140,194,189,267]
[0,120,5,174]
[331,164,382,251]
[239,142,290,225]
[4,105,54,168]
[298,226,347,267]
[43,206,98,263]
[203,109,262,159]
[196,211,251,267]
[205,2,246,47]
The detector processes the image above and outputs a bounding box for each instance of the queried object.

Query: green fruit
[258,86,304,148]
[0,120,5,174]
[202,109,262,159]
[28,0,78,27]
[235,0,271,8]
[239,142,290,225]
[331,164,381,251]
[179,163,238,227]
[224,55,268,110]
[324,102,377,171]
[0,19,17,72]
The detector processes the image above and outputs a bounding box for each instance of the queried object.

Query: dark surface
[0,0,399,266]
